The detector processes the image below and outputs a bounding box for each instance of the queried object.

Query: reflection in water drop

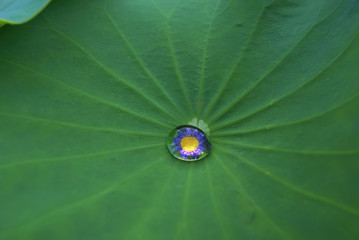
[167,125,211,161]
[188,117,210,135]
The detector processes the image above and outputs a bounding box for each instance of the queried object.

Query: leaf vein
[211,27,359,130]
[43,17,181,123]
[102,7,187,118]
[208,0,328,124]
[213,153,292,240]
[217,147,359,216]
[0,58,172,129]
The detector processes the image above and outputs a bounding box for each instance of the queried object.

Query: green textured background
[1,0,359,239]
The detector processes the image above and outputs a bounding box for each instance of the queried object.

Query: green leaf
[1,0,359,239]
[0,0,51,26]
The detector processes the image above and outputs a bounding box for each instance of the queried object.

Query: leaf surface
[1,0,359,239]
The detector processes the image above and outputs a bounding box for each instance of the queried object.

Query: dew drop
[167,125,212,161]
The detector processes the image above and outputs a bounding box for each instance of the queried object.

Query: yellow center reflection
[180,136,199,152]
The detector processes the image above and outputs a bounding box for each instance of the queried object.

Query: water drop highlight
[167,125,211,161]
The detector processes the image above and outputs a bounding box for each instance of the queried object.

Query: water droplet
[167,125,212,161]
[188,118,210,135]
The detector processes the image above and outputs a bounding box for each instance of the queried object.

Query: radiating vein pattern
[217,146,359,215]
[1,0,359,239]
